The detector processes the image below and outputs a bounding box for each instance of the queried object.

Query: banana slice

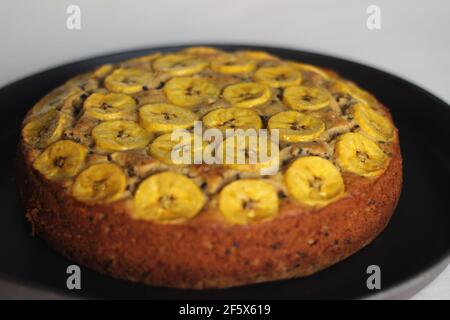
[33,140,87,180]
[283,85,332,111]
[236,50,278,61]
[334,132,389,177]
[219,180,279,224]
[288,62,332,80]
[139,103,197,133]
[149,132,204,165]
[268,111,325,142]
[254,65,302,88]
[105,68,154,94]
[182,46,223,55]
[153,54,208,76]
[72,163,127,204]
[28,87,68,118]
[91,64,114,79]
[352,103,394,142]
[84,92,136,120]
[92,120,153,152]
[203,107,262,132]
[331,80,378,106]
[217,134,280,174]
[22,110,68,148]
[163,76,220,108]
[222,82,271,108]
[210,54,256,74]
[134,172,206,222]
[121,52,161,68]
[285,156,345,207]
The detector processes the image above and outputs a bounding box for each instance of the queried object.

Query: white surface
[0,0,449,299]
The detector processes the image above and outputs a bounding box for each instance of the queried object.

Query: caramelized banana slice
[33,140,87,180]
[22,110,68,148]
[352,103,394,142]
[153,54,208,76]
[210,54,256,74]
[92,120,153,152]
[105,68,154,94]
[163,76,220,108]
[219,180,279,224]
[134,172,206,222]
[139,103,197,133]
[283,86,332,111]
[334,132,389,177]
[331,80,378,106]
[254,65,302,88]
[84,92,136,120]
[72,163,127,204]
[288,61,333,80]
[236,50,279,61]
[203,107,262,132]
[149,132,204,165]
[91,64,114,79]
[285,156,345,207]
[217,134,280,174]
[181,46,223,55]
[222,82,271,108]
[268,111,325,142]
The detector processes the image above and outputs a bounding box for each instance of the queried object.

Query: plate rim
[1,43,449,300]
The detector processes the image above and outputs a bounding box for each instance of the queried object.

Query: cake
[16,46,402,289]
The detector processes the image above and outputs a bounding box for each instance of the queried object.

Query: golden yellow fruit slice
[72,163,127,205]
[134,172,206,222]
[202,107,262,132]
[334,132,389,177]
[330,80,378,106]
[163,76,219,108]
[219,180,278,225]
[285,156,345,207]
[353,103,394,142]
[222,82,271,108]
[217,134,280,174]
[122,52,161,66]
[22,110,67,148]
[236,50,278,61]
[153,54,208,76]
[33,140,87,180]
[254,65,302,88]
[139,103,197,133]
[148,132,203,165]
[83,92,136,120]
[105,68,154,94]
[288,61,332,80]
[92,120,153,152]
[182,46,223,55]
[28,87,68,117]
[91,64,114,78]
[268,111,325,142]
[210,55,256,74]
[283,86,332,111]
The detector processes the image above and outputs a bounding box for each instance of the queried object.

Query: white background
[1,0,449,299]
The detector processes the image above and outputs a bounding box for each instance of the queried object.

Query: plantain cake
[16,47,402,289]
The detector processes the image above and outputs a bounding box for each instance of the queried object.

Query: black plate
[0,45,449,300]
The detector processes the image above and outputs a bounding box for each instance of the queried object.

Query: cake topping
[285,156,345,207]
[219,179,279,224]
[22,46,396,223]
[334,132,389,177]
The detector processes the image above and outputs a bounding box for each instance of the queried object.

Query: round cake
[16,47,402,289]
